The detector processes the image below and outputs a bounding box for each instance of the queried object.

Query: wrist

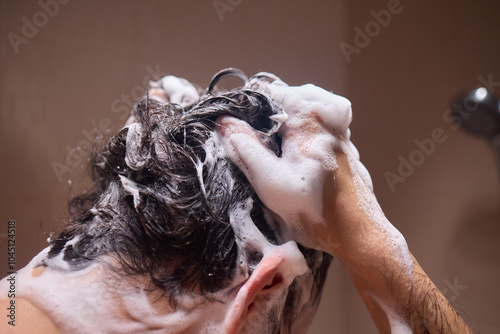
[330,213,415,308]
[339,240,415,334]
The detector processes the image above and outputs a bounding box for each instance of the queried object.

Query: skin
[0,238,308,334]
[0,297,60,334]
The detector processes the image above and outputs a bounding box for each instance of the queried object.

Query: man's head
[46,69,332,333]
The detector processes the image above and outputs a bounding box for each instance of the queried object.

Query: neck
[17,248,232,333]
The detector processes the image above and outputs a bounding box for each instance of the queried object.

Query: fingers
[217,116,280,189]
[267,83,353,135]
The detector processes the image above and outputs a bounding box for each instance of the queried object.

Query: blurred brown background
[1,0,499,332]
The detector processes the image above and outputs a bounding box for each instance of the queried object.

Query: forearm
[408,256,472,334]
[335,223,415,333]
[341,251,472,334]
[323,152,472,333]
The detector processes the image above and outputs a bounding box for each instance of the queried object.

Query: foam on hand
[219,81,354,249]
[220,78,415,332]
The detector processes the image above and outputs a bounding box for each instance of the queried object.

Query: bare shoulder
[0,252,60,333]
[0,297,61,334]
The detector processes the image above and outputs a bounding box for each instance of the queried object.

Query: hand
[217,82,359,251]
[217,83,472,333]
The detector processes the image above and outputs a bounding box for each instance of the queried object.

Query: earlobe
[223,254,286,334]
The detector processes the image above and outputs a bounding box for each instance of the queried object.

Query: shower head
[451,87,500,141]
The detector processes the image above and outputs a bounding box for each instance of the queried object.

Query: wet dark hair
[46,69,332,307]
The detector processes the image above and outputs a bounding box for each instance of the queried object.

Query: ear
[223,253,286,334]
